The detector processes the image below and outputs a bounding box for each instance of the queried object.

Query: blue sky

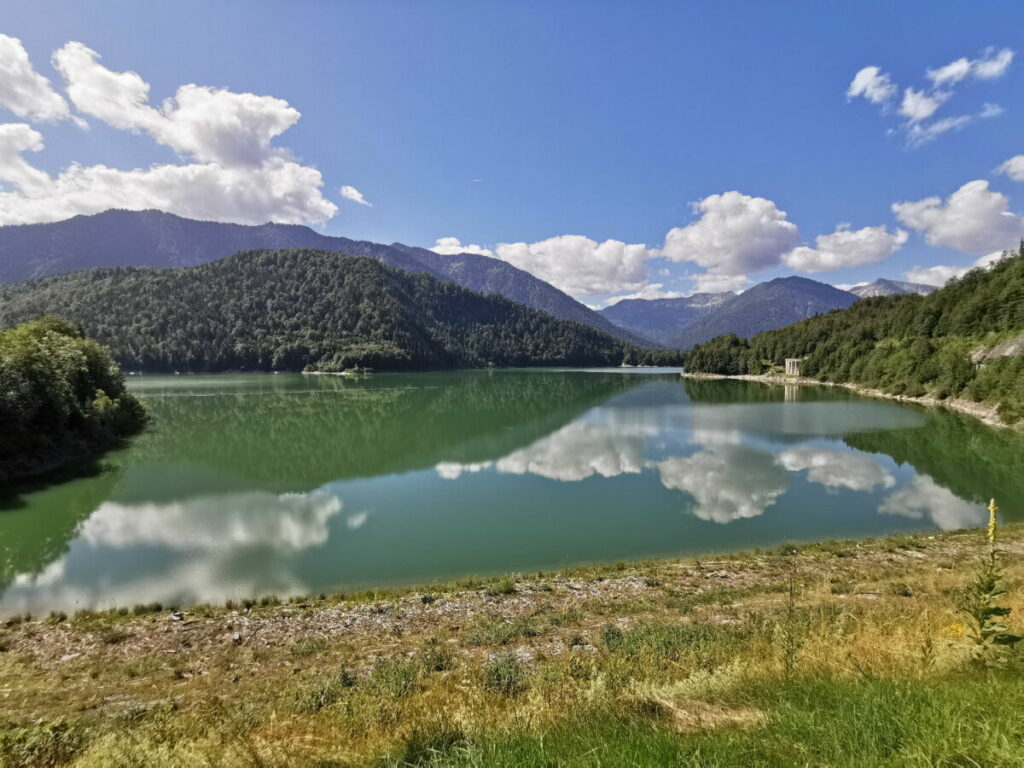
[2,0,1023,305]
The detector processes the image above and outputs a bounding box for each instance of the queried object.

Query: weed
[483,653,526,696]
[467,616,539,645]
[368,658,419,698]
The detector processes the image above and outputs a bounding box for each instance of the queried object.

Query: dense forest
[685,246,1024,423]
[0,250,683,373]
[0,318,147,483]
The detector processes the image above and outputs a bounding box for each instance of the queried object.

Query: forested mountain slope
[0,209,642,342]
[685,247,1024,423]
[0,250,678,373]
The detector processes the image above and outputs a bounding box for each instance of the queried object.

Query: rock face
[971,334,1024,364]
[848,279,936,298]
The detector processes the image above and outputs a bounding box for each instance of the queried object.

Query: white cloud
[904,251,1006,287]
[495,235,654,298]
[661,191,801,280]
[892,180,1024,254]
[927,47,1014,86]
[0,41,337,225]
[777,447,895,492]
[495,421,647,482]
[783,225,908,272]
[0,34,72,122]
[879,475,984,531]
[851,49,1012,146]
[430,236,494,257]
[996,155,1024,182]
[847,66,896,104]
[340,184,371,206]
[899,88,948,123]
[53,42,300,167]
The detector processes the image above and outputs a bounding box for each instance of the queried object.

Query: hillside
[0,210,642,343]
[848,278,936,298]
[598,293,733,346]
[685,247,1024,423]
[671,277,859,349]
[0,250,678,373]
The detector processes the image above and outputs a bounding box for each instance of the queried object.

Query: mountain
[387,243,647,343]
[670,277,859,350]
[0,249,680,372]
[685,247,1024,423]
[0,209,643,343]
[848,278,936,298]
[597,293,734,346]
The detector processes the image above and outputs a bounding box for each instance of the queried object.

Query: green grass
[385,673,1024,767]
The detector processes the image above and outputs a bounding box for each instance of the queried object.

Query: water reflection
[2,371,1021,614]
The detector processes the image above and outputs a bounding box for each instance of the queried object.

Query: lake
[2,369,1022,615]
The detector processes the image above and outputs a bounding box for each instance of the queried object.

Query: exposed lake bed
[3,369,1022,616]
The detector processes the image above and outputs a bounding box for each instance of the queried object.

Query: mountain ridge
[0,209,645,344]
[0,248,678,372]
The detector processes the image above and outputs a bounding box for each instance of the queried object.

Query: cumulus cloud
[892,180,1024,254]
[777,447,895,492]
[996,155,1024,182]
[0,40,337,226]
[430,236,495,257]
[661,191,800,282]
[847,66,896,104]
[783,225,908,273]
[904,251,1006,287]
[0,34,72,122]
[494,235,654,298]
[927,47,1014,86]
[340,184,371,206]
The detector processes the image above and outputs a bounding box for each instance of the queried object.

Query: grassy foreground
[1,525,1022,767]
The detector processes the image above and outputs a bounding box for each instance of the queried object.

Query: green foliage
[0,250,684,374]
[0,719,88,768]
[0,317,146,482]
[959,532,1021,666]
[685,247,1024,421]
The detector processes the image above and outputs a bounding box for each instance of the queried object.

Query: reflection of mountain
[119,372,649,498]
[844,410,1024,520]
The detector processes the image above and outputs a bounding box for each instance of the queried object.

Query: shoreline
[2,524,1021,765]
[681,371,1010,429]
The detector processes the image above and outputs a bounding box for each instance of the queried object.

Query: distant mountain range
[0,249,678,372]
[599,293,734,346]
[0,209,643,344]
[847,278,936,298]
[601,278,859,349]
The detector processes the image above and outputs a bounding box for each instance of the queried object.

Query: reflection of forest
[845,410,1024,520]
[0,466,120,587]
[123,372,650,496]
[682,378,865,405]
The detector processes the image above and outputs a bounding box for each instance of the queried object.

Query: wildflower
[987,499,998,544]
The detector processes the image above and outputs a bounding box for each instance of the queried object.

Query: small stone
[231,633,242,644]
[168,611,184,621]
